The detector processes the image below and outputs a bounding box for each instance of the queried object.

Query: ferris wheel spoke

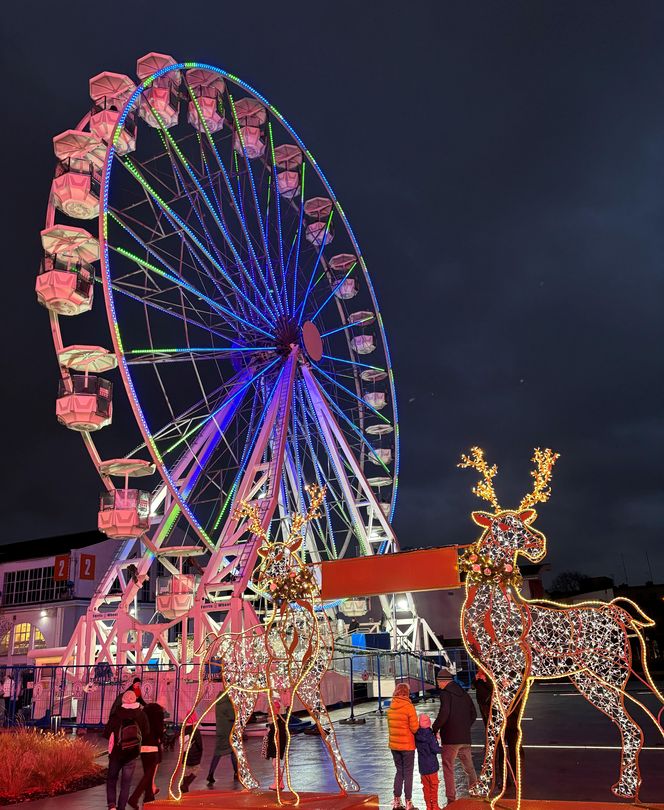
[112,246,276,341]
[185,82,283,319]
[119,156,279,330]
[294,209,334,325]
[296,384,339,559]
[100,277,240,348]
[228,93,286,319]
[319,316,374,339]
[308,373,390,474]
[125,346,277,365]
[286,162,307,316]
[162,357,281,457]
[319,353,385,372]
[308,261,357,322]
[300,375,369,556]
[108,209,245,331]
[209,364,286,535]
[266,122,287,309]
[159,136,280,326]
[309,363,390,424]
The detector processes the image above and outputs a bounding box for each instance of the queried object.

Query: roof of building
[0,530,107,564]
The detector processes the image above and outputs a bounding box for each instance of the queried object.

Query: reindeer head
[235,485,326,605]
[458,447,559,572]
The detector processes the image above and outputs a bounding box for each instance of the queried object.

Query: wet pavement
[20,682,664,808]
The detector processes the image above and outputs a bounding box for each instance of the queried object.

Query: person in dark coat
[104,690,150,810]
[207,692,238,784]
[415,714,441,810]
[472,670,493,727]
[432,669,478,805]
[128,702,165,807]
[265,700,288,790]
[473,671,524,791]
[181,712,204,793]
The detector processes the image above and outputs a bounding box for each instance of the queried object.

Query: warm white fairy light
[459,448,664,809]
[169,484,360,803]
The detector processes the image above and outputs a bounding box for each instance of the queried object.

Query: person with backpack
[432,669,478,805]
[128,702,165,808]
[104,690,150,810]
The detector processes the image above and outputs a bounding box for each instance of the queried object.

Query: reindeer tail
[610,597,664,717]
[609,596,655,628]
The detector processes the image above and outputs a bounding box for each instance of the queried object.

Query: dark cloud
[0,1,662,583]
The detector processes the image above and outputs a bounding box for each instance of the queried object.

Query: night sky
[1,1,662,585]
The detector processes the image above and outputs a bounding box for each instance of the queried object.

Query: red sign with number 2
[79,553,96,580]
[53,554,70,582]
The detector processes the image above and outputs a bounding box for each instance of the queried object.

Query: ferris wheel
[38,53,433,667]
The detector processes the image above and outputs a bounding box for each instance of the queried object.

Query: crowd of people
[103,667,508,810]
[103,678,240,810]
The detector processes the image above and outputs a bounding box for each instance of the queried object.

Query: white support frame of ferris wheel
[61,348,442,667]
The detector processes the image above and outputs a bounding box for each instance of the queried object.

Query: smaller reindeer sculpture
[170,484,359,804]
[458,447,664,808]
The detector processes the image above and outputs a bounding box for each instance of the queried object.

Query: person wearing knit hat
[415,714,442,810]
[432,671,478,804]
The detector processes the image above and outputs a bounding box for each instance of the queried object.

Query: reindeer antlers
[518,448,560,510]
[458,447,501,510]
[287,484,326,544]
[234,483,326,546]
[458,446,560,512]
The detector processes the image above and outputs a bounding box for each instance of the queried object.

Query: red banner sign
[53,554,70,582]
[79,553,96,581]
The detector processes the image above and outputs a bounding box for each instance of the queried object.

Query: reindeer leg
[470,689,504,797]
[570,671,643,799]
[300,686,360,793]
[229,689,259,790]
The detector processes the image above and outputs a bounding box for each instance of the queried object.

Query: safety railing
[0,646,475,730]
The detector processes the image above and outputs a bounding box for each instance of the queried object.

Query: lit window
[0,633,9,656]
[12,623,32,655]
[33,627,47,650]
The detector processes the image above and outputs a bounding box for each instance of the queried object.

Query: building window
[0,633,9,656]
[12,623,32,655]
[33,627,47,649]
[2,567,70,606]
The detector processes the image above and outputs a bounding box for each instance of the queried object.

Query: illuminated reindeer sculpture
[458,448,664,807]
[171,484,359,803]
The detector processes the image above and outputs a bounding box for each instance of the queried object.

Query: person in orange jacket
[387,682,419,810]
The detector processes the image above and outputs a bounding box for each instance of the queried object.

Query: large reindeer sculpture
[171,484,359,803]
[458,447,664,807]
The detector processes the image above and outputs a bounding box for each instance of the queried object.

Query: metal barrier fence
[0,646,475,729]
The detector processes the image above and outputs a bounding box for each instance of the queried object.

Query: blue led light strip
[310,364,390,424]
[227,92,285,320]
[141,93,280,326]
[119,157,277,332]
[308,262,357,323]
[295,208,334,325]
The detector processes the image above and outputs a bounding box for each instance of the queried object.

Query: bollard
[51,714,62,734]
[340,656,366,725]
[376,654,383,715]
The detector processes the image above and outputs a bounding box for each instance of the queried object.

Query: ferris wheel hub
[301,320,323,362]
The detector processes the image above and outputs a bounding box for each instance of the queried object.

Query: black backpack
[118,718,142,753]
